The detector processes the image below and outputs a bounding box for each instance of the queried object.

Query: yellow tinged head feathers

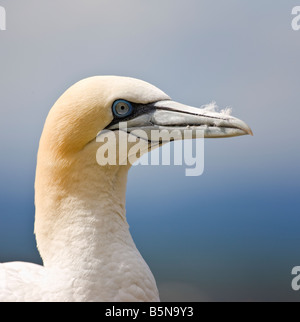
[39,76,169,156]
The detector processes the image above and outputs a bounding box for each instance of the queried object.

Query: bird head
[39,76,252,168]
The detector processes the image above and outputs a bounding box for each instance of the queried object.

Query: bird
[0,76,252,302]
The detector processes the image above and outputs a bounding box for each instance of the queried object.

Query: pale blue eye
[112,100,133,118]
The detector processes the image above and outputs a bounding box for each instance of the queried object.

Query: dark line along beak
[106,100,253,141]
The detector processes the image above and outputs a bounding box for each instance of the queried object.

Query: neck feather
[34,141,159,301]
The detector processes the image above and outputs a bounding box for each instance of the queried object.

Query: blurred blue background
[0,0,299,301]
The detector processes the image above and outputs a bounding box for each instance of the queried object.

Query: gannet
[0,76,252,302]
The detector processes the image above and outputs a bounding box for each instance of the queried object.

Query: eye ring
[112,100,133,118]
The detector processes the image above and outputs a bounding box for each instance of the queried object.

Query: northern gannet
[0,76,252,302]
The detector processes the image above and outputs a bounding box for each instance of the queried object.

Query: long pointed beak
[106,100,253,141]
[151,100,253,138]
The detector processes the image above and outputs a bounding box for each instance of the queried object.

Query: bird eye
[112,100,133,118]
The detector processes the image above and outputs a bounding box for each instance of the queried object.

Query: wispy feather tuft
[201,101,232,116]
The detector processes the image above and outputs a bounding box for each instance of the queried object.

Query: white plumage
[0,76,252,302]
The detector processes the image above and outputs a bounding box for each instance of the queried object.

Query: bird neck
[34,142,159,301]
[35,141,129,263]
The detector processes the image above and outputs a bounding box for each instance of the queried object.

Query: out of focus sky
[0,1,300,301]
